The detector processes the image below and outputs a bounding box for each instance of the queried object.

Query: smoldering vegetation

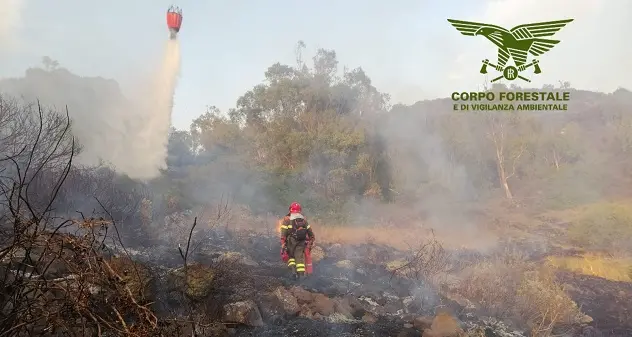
[0,42,632,336]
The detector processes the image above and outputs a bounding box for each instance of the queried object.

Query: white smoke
[0,0,25,50]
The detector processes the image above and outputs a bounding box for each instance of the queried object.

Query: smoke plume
[0,0,24,50]
[0,36,181,180]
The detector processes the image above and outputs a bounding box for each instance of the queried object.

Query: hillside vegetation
[1,44,632,336]
[3,45,632,250]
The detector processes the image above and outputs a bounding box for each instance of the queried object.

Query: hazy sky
[1,0,630,130]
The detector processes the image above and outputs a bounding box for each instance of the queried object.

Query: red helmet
[289,202,302,213]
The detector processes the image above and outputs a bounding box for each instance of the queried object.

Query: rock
[413,316,433,330]
[578,313,594,324]
[299,303,314,319]
[362,313,378,323]
[310,293,335,316]
[332,297,355,319]
[335,260,354,269]
[326,312,358,323]
[223,300,264,327]
[273,286,300,315]
[290,286,313,303]
[214,252,259,267]
[255,292,285,321]
[310,245,325,262]
[423,311,464,337]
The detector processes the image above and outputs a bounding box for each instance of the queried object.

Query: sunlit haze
[2,0,629,129]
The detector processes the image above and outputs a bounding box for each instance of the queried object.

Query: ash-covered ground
[2,209,629,337]
[104,221,630,337]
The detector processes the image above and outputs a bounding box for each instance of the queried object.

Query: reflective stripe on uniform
[286,225,292,228]
[280,225,288,229]
[288,258,295,266]
[306,225,310,229]
[296,263,305,272]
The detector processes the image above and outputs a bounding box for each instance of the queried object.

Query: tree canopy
[163,43,632,219]
[4,45,632,221]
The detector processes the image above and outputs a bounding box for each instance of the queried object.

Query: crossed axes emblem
[480,58,542,83]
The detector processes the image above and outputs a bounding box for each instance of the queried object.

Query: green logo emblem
[447,19,573,83]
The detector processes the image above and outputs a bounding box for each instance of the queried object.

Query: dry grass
[241,215,435,250]
[314,226,431,250]
[516,266,587,336]
[540,199,632,221]
[547,254,632,282]
[455,257,587,336]
[271,219,496,251]
[203,201,502,251]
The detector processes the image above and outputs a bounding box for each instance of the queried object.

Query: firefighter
[280,202,315,279]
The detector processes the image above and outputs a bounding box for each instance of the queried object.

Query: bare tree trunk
[553,149,560,171]
[495,145,513,200]
[489,116,515,201]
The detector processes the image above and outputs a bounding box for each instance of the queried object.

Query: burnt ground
[232,317,411,337]
[557,271,632,337]
[248,235,632,334]
[120,229,632,337]
[122,231,457,336]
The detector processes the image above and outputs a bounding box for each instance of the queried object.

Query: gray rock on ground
[273,286,301,315]
[223,300,264,327]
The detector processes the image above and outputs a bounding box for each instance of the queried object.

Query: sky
[1,0,630,130]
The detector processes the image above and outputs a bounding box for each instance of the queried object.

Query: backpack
[292,217,308,241]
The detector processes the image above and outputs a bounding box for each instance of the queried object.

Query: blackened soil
[557,271,632,337]
[234,317,415,337]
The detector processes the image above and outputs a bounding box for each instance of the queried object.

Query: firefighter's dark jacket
[280,213,315,243]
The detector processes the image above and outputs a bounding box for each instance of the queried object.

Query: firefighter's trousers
[286,237,306,274]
